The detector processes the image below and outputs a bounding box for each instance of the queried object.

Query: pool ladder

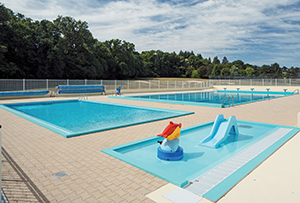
[78,94,88,100]
[220,96,234,107]
[293,89,299,94]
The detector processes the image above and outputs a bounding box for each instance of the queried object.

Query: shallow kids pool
[102,119,299,201]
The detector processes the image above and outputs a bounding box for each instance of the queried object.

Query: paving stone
[1,90,300,202]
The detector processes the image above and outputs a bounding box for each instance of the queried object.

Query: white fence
[0,79,210,92]
[209,78,300,86]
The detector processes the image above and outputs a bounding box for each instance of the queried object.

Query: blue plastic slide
[201,114,239,148]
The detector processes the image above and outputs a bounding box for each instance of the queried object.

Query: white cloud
[1,0,300,67]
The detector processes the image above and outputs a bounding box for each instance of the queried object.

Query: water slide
[201,114,239,148]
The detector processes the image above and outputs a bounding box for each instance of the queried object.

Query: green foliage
[191,70,198,78]
[230,65,239,76]
[212,56,220,65]
[221,67,230,76]
[211,65,220,76]
[245,67,254,77]
[0,4,300,79]
[222,56,229,64]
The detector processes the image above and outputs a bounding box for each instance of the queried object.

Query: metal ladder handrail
[78,94,88,100]
[293,89,299,94]
[220,96,234,107]
[219,96,229,104]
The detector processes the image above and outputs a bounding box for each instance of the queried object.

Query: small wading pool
[102,120,299,201]
[110,90,296,107]
[0,100,193,138]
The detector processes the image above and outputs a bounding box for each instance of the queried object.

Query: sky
[1,0,300,67]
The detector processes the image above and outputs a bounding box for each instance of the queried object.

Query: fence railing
[0,79,210,92]
[209,79,300,86]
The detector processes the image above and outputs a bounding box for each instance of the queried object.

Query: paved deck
[0,87,300,202]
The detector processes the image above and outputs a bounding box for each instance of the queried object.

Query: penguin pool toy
[157,121,183,161]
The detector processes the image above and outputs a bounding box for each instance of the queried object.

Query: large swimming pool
[111,90,295,107]
[102,119,299,201]
[0,100,193,138]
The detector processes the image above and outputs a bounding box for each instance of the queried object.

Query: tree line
[1,4,299,79]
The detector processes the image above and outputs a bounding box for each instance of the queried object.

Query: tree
[105,39,139,78]
[185,66,194,78]
[232,60,244,68]
[54,16,98,78]
[245,67,254,77]
[222,56,229,64]
[197,66,208,78]
[212,56,220,65]
[1,3,299,80]
[221,67,230,76]
[211,65,220,76]
[230,65,239,77]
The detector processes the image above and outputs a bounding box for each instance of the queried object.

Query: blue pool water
[112,90,295,107]
[102,120,299,200]
[1,100,193,138]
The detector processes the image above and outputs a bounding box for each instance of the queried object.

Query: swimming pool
[0,100,193,138]
[110,90,295,107]
[102,119,299,201]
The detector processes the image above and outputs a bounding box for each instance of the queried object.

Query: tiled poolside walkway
[0,87,300,202]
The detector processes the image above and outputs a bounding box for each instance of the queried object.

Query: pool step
[184,128,292,198]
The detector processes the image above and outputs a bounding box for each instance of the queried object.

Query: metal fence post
[23,79,25,91]
[85,79,87,85]
[67,79,69,85]
[46,79,48,90]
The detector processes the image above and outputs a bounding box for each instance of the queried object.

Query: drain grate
[238,124,253,129]
[53,171,68,178]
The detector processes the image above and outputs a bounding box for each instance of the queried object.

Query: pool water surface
[111,90,295,107]
[0,100,193,138]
